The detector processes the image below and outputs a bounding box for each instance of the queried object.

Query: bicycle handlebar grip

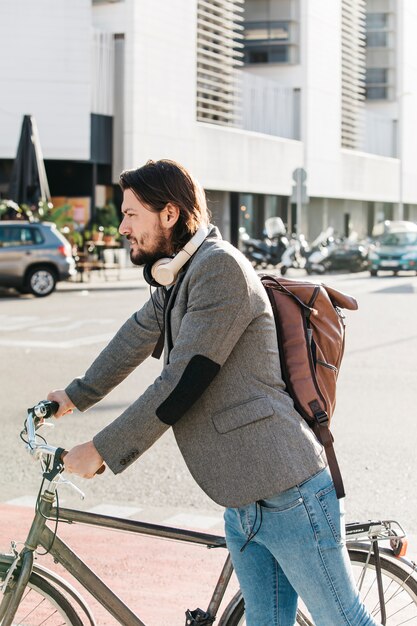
[32,400,60,420]
[48,400,60,416]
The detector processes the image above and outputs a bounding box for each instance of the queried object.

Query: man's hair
[119,159,211,251]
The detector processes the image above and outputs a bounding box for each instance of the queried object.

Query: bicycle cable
[34,458,61,556]
[20,420,63,555]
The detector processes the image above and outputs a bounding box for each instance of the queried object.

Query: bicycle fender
[0,554,96,626]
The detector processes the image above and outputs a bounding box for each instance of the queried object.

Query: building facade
[1,0,417,243]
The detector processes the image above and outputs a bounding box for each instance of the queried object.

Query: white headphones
[144,225,209,287]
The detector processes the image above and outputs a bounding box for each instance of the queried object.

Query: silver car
[0,221,76,296]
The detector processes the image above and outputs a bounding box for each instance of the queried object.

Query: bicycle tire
[0,558,83,626]
[219,548,417,625]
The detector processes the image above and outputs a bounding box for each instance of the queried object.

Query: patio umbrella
[8,114,51,206]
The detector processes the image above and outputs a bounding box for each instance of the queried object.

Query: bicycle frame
[2,492,415,626]
[3,403,415,626]
[2,488,231,626]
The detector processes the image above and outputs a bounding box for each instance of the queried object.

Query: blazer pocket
[212,396,274,434]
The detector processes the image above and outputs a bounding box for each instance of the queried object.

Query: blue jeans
[224,467,379,626]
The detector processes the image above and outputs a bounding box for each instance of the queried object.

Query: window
[366,86,387,100]
[365,68,388,99]
[365,12,389,48]
[366,68,387,84]
[244,21,293,64]
[0,226,41,247]
[365,11,392,100]
[380,232,417,246]
[366,31,387,47]
[366,13,387,29]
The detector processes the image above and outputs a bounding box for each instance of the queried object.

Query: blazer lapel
[164,271,186,361]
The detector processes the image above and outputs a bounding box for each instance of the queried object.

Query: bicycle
[0,401,417,626]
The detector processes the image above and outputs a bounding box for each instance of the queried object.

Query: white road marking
[88,504,142,518]
[0,315,40,331]
[2,499,223,532]
[0,334,113,349]
[0,315,115,334]
[31,319,115,333]
[164,513,223,530]
[5,496,38,508]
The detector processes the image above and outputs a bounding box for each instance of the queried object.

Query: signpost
[291,167,308,235]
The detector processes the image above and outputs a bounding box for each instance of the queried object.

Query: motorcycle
[280,228,334,275]
[305,235,369,274]
[279,234,310,275]
[241,217,289,268]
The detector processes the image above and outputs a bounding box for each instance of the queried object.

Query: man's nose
[119,217,129,236]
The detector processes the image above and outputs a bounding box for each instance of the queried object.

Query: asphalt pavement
[1,265,417,624]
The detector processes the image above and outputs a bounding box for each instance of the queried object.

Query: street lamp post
[397,92,404,221]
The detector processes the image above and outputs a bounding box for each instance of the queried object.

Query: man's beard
[128,228,172,267]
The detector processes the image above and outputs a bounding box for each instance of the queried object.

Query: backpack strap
[310,406,345,499]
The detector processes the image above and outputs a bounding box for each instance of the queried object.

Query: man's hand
[63,441,105,478]
[47,390,75,417]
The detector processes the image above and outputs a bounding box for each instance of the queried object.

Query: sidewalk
[58,265,147,293]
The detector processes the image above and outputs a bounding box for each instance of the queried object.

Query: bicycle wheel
[0,558,83,626]
[219,548,417,625]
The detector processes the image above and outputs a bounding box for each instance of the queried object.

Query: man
[48,159,378,625]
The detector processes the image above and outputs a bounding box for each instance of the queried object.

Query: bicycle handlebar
[25,401,62,466]
[32,400,60,421]
[25,401,105,479]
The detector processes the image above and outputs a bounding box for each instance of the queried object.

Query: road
[0,267,416,624]
[1,268,416,523]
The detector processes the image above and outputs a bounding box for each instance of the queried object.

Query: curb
[57,266,147,292]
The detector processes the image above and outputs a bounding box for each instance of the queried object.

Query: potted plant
[69,230,84,252]
[91,224,104,242]
[103,225,119,245]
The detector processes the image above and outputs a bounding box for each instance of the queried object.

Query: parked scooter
[280,228,334,275]
[241,217,289,268]
[280,233,310,275]
[305,234,369,274]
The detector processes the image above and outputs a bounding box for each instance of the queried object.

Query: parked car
[368,230,417,276]
[0,221,76,296]
[371,220,417,238]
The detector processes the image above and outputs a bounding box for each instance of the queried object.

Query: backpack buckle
[314,410,329,426]
[308,401,329,426]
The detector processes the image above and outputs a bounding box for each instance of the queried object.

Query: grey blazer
[66,227,325,507]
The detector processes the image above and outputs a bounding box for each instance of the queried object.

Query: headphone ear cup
[143,263,161,287]
[151,257,176,286]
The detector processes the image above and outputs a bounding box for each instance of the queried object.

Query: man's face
[119,189,172,266]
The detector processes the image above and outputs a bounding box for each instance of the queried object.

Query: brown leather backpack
[260,275,358,498]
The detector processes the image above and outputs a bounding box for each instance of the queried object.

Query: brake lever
[57,476,85,500]
[43,447,66,480]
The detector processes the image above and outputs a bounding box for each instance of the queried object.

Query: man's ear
[160,202,180,230]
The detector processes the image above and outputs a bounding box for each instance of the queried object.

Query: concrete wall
[399,0,417,203]
[95,0,303,194]
[0,0,91,160]
[2,0,417,231]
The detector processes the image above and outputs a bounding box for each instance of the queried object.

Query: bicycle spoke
[0,567,78,626]
[13,591,60,625]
